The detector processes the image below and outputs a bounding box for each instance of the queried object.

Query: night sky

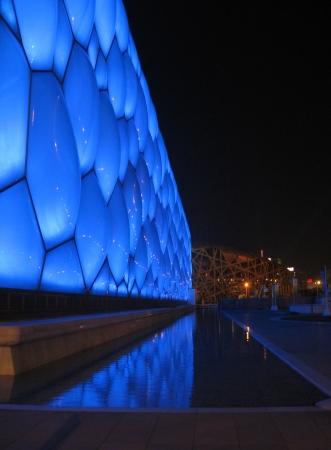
[123,1,330,277]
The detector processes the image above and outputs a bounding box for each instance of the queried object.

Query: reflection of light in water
[263,346,267,360]
[231,321,234,337]
[47,314,194,408]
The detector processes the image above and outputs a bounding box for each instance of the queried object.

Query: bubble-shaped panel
[148,177,156,221]
[27,72,81,250]
[0,19,30,191]
[0,181,44,290]
[123,163,142,256]
[14,0,57,69]
[88,27,99,69]
[64,43,100,176]
[95,92,121,203]
[157,132,167,185]
[134,231,148,291]
[148,100,158,141]
[0,0,19,36]
[95,0,116,57]
[41,240,85,293]
[117,118,130,183]
[134,78,148,151]
[115,0,129,52]
[91,260,110,295]
[53,0,73,82]
[123,51,137,120]
[75,172,110,290]
[127,119,139,168]
[152,139,162,194]
[136,155,151,224]
[107,38,126,118]
[108,181,130,285]
[143,133,155,178]
[63,0,94,48]
[118,280,128,296]
[95,50,108,89]
[126,257,135,293]
[128,34,140,76]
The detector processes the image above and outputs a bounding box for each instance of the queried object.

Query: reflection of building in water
[47,314,194,408]
[0,2,191,301]
[192,245,292,303]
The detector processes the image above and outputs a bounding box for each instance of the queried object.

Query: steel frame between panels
[192,245,292,303]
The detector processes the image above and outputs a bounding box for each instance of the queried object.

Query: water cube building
[0,0,192,301]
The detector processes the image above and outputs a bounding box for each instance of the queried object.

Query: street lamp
[316,280,321,298]
[245,282,248,298]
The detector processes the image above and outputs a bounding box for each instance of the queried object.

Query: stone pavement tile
[2,411,86,450]
[0,410,53,449]
[194,412,238,447]
[51,412,124,449]
[0,409,20,424]
[306,411,331,439]
[233,412,287,449]
[99,412,160,450]
[270,411,331,449]
[147,413,196,448]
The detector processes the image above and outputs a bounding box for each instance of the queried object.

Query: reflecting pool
[1,310,328,407]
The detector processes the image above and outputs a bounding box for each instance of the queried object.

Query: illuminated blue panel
[136,155,151,224]
[75,172,110,290]
[109,273,117,295]
[0,181,44,289]
[123,163,142,256]
[160,174,169,209]
[95,0,116,57]
[143,133,155,177]
[154,198,164,250]
[134,231,148,291]
[117,118,130,182]
[131,283,139,298]
[115,0,129,52]
[95,92,121,203]
[107,38,126,118]
[53,0,73,82]
[140,72,151,119]
[123,51,137,119]
[63,0,94,49]
[14,0,57,69]
[152,139,162,194]
[134,79,148,151]
[128,34,140,76]
[148,100,158,141]
[157,132,167,184]
[95,51,107,89]
[107,181,130,285]
[148,177,156,221]
[167,174,175,213]
[64,43,100,176]
[172,203,180,232]
[41,240,84,293]
[27,72,81,250]
[164,248,171,292]
[0,0,19,36]
[88,27,99,69]
[165,205,172,229]
[149,221,161,281]
[157,250,166,293]
[146,267,155,298]
[118,280,128,296]
[127,258,135,293]
[0,19,29,191]
[142,219,152,271]
[170,222,178,253]
[166,234,174,268]
[91,260,110,295]
[127,119,139,168]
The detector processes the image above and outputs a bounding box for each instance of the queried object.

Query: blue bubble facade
[0,0,192,300]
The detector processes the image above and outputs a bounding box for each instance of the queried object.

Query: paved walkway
[1,309,331,449]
